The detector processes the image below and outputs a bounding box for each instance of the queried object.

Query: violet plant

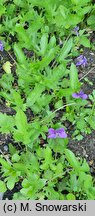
[0,0,95,200]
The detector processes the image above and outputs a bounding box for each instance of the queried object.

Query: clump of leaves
[0,143,95,200]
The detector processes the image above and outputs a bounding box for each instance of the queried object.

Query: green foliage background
[0,0,95,200]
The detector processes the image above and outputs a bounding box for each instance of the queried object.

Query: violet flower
[0,40,4,51]
[48,128,67,139]
[76,55,87,67]
[72,90,88,99]
[73,26,79,36]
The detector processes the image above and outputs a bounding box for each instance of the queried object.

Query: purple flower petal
[56,128,67,138]
[76,61,82,66]
[81,94,88,99]
[48,128,56,138]
[76,55,87,67]
[78,90,88,99]
[59,131,67,138]
[48,133,56,139]
[0,41,4,51]
[56,128,65,133]
[74,26,79,31]
[73,26,79,36]
[72,90,88,100]
[79,90,84,94]
[48,128,55,133]
[48,128,67,139]
[72,93,80,98]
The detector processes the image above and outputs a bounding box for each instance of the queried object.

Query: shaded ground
[69,48,95,173]
[69,131,95,174]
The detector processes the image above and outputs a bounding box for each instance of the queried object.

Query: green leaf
[71,0,91,5]
[12,153,20,162]
[40,34,48,56]
[70,173,78,192]
[13,110,31,144]
[31,94,52,114]
[0,5,6,16]
[0,158,11,170]
[76,134,83,141]
[70,63,79,90]
[7,176,16,190]
[10,90,26,110]
[9,144,17,155]
[15,25,31,48]
[45,184,60,200]
[15,110,28,132]
[67,14,81,27]
[37,48,56,70]
[80,36,90,48]
[84,175,92,189]
[92,90,95,98]
[40,147,53,170]
[14,43,26,64]
[87,15,95,25]
[49,138,68,154]
[81,159,90,172]
[44,64,66,89]
[79,6,92,16]
[71,0,79,4]
[0,113,14,133]
[79,172,93,190]
[0,180,7,192]
[89,116,95,130]
[49,36,56,48]
[59,38,73,61]
[77,119,86,130]
[21,175,46,199]
[13,163,26,172]
[55,163,63,175]
[55,100,63,109]
[27,84,45,107]
[43,170,53,179]
[66,193,76,200]
[58,88,73,97]
[65,149,80,171]
[2,61,12,74]
[14,0,24,6]
[59,5,68,19]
